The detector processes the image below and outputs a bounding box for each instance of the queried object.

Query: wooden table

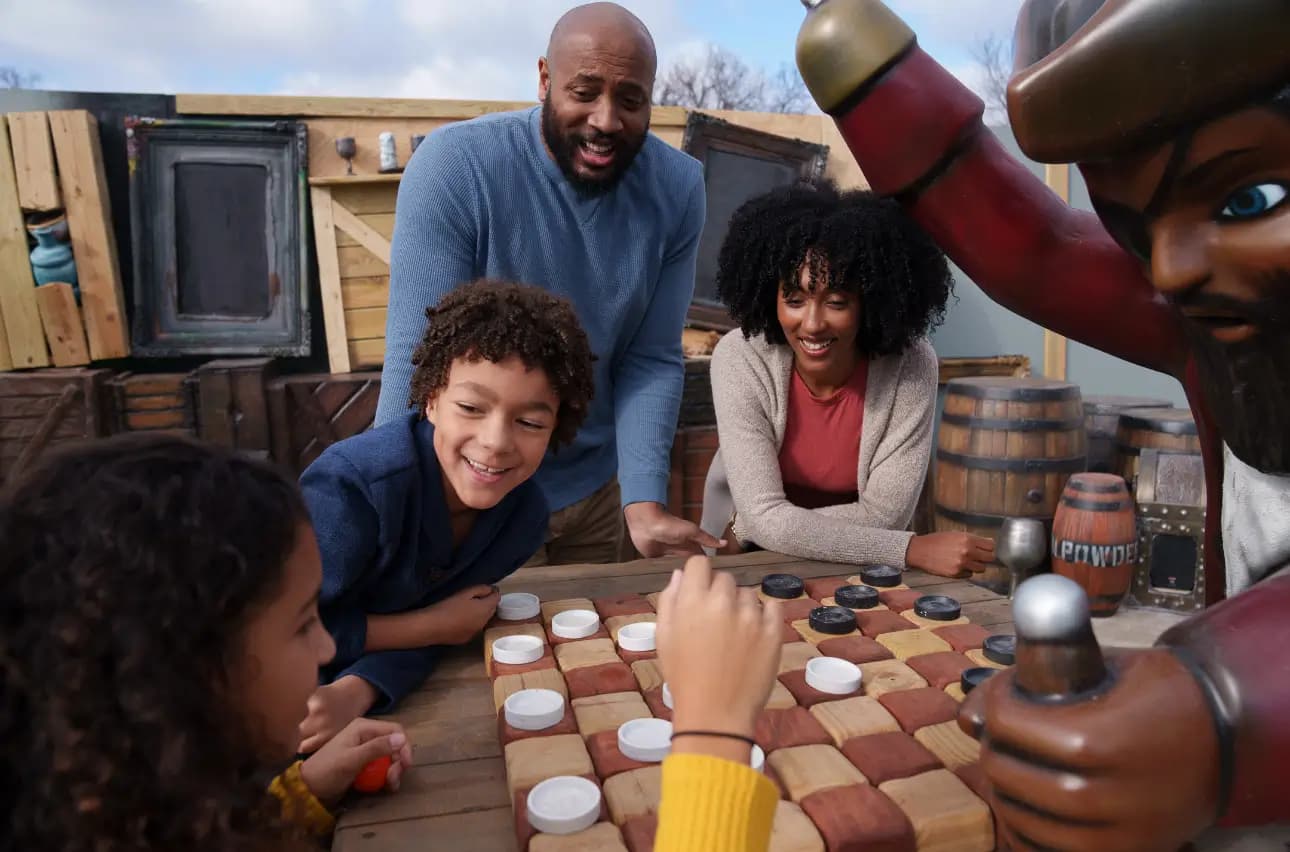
[331,551,1015,851]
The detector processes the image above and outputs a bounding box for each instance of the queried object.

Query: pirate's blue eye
[1220,183,1287,220]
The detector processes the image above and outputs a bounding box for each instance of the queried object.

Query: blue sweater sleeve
[374,133,480,426]
[300,451,381,666]
[613,176,705,506]
[334,647,442,715]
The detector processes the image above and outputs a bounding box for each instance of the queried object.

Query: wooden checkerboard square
[484,623,547,669]
[792,618,858,645]
[878,588,925,612]
[503,733,593,795]
[776,597,823,622]
[932,623,991,653]
[514,776,607,851]
[766,679,799,710]
[604,613,656,642]
[555,638,620,672]
[879,769,993,852]
[593,593,654,619]
[497,702,579,746]
[641,687,672,721]
[586,729,655,779]
[542,598,597,625]
[809,695,901,745]
[914,721,981,770]
[566,661,639,699]
[571,691,651,736]
[630,659,663,693]
[905,651,974,690]
[856,610,920,637]
[945,683,967,702]
[778,642,822,674]
[798,783,915,851]
[488,646,557,679]
[620,814,657,852]
[493,667,569,712]
[545,623,612,646]
[768,800,826,852]
[840,731,943,785]
[780,620,805,643]
[766,744,868,802]
[858,659,929,697]
[778,669,858,709]
[845,575,909,591]
[878,687,960,733]
[530,822,629,852]
[804,575,852,601]
[902,611,970,630]
[876,628,952,660]
[815,635,893,665]
[602,765,663,824]
[754,707,833,752]
[965,648,1008,669]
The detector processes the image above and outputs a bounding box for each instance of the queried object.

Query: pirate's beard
[1182,284,1290,474]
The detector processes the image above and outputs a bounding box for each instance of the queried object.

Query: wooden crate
[0,368,112,484]
[266,372,381,475]
[107,371,196,437]
[680,357,715,427]
[192,358,276,459]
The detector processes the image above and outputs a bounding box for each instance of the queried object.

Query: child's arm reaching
[654,556,782,852]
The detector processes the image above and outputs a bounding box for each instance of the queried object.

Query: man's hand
[417,584,499,645]
[959,649,1220,851]
[298,675,379,754]
[298,718,414,805]
[624,501,725,558]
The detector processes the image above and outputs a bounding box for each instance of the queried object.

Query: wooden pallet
[266,372,381,474]
[0,368,112,484]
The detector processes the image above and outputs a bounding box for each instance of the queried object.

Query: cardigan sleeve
[654,753,778,852]
[710,332,915,566]
[813,339,937,533]
[268,760,336,838]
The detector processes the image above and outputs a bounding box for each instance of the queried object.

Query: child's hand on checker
[299,718,413,804]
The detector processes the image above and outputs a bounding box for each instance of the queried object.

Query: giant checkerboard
[482,572,1011,851]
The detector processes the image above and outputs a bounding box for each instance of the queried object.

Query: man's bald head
[546,2,657,78]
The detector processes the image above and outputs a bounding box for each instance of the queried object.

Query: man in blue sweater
[376,2,722,563]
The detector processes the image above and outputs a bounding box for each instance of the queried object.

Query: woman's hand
[298,718,414,805]
[656,555,781,763]
[906,531,995,578]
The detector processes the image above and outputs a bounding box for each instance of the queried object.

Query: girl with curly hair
[298,279,598,750]
[0,434,414,851]
[704,180,995,577]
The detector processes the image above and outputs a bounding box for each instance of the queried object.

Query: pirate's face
[1084,105,1290,472]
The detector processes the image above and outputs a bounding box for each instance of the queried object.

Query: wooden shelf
[308,173,402,186]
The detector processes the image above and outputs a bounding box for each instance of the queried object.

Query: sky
[0,0,1026,109]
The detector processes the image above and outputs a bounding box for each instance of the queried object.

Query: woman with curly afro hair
[0,434,414,851]
[297,279,598,750]
[702,180,995,577]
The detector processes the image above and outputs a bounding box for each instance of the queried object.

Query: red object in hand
[352,755,392,794]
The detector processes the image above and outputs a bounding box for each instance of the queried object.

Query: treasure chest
[1131,448,1207,612]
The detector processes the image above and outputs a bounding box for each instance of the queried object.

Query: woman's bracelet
[670,730,757,747]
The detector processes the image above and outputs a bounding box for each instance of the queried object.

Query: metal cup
[997,518,1048,599]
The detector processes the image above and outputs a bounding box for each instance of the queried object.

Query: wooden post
[6,112,61,211]
[311,185,353,374]
[0,118,47,369]
[1042,163,1070,381]
[34,282,90,366]
[48,110,129,360]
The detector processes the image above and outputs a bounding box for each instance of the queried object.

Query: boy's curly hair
[715,179,954,357]
[407,279,596,448]
[0,433,315,852]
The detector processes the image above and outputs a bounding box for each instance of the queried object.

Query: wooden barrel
[1114,407,1200,491]
[1083,395,1169,473]
[934,377,1087,594]
[1051,473,1137,616]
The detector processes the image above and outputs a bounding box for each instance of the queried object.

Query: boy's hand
[419,584,499,645]
[299,718,414,805]
[298,675,379,754]
[656,555,781,761]
[625,502,726,558]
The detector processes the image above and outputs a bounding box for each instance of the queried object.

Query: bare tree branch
[0,66,40,89]
[970,34,1011,124]
[657,44,812,114]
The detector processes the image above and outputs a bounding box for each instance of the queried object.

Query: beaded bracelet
[670,730,757,747]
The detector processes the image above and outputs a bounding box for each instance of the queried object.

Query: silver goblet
[335,136,357,175]
[997,518,1048,599]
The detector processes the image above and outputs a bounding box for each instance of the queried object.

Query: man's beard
[541,94,646,196]
[1181,287,1290,474]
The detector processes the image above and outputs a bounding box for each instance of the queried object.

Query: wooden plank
[6,112,61,211]
[179,93,538,119]
[1042,163,1070,381]
[331,181,400,215]
[337,240,393,274]
[34,282,89,366]
[348,337,385,369]
[48,110,129,360]
[333,807,518,852]
[335,213,395,249]
[333,202,392,263]
[339,757,511,828]
[345,306,387,339]
[0,118,47,369]
[310,185,351,374]
[310,173,404,186]
[340,275,390,309]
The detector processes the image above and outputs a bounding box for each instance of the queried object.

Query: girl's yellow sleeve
[268,760,336,837]
[654,753,778,852]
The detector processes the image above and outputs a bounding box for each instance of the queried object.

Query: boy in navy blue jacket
[297,280,596,751]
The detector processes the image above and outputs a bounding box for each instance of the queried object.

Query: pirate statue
[794,0,1290,848]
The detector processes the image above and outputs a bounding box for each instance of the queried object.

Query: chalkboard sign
[682,113,829,328]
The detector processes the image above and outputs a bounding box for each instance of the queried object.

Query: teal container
[26,213,79,297]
